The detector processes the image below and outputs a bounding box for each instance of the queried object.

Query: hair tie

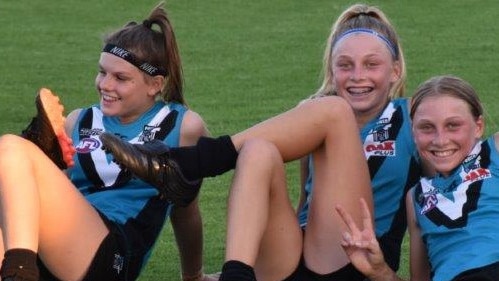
[143,19,153,28]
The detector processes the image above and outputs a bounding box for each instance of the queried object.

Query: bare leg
[0,226,4,260]
[225,139,302,281]
[0,134,109,280]
[98,96,372,275]
[231,96,373,273]
[231,97,356,160]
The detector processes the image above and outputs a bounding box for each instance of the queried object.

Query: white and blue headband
[332,28,398,58]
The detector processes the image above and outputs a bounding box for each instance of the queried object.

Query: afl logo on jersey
[76,137,100,153]
[420,191,438,215]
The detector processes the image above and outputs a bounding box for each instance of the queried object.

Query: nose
[432,130,449,146]
[97,74,113,92]
[350,65,365,81]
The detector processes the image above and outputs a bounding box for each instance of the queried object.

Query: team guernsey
[68,101,186,276]
[298,98,420,270]
[412,137,499,281]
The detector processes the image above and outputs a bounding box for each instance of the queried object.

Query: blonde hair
[410,75,483,120]
[312,4,406,99]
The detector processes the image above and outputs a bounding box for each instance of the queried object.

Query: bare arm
[171,197,207,281]
[335,198,406,281]
[334,192,432,281]
[64,109,82,137]
[406,192,431,281]
[170,110,217,281]
[493,132,499,151]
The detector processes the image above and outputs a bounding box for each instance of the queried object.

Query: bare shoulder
[65,108,83,135]
[180,110,209,146]
[296,97,312,107]
[405,187,418,216]
[493,132,499,151]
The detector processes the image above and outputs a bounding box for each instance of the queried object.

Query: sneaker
[21,88,76,169]
[99,132,201,206]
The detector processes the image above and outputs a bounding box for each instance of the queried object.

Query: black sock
[219,260,256,281]
[0,249,39,281]
[169,135,238,180]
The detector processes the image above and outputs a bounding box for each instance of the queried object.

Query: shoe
[99,132,201,206]
[21,88,76,169]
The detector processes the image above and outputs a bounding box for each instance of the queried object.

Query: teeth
[433,150,453,157]
[348,87,372,95]
[102,94,119,102]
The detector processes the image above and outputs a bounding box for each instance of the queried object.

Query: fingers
[335,202,360,234]
[335,197,376,248]
[336,202,364,248]
[341,229,357,247]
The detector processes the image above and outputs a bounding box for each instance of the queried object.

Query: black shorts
[38,218,134,281]
[283,257,367,281]
[38,214,141,281]
[38,196,169,281]
[451,261,499,281]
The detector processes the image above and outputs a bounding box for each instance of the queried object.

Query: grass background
[0,0,498,280]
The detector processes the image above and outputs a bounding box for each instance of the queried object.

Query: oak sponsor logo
[364,141,396,157]
[463,167,490,183]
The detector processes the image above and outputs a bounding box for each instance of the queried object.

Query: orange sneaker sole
[38,88,76,168]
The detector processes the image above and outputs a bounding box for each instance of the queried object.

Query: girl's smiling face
[412,94,484,176]
[95,53,162,124]
[331,33,400,123]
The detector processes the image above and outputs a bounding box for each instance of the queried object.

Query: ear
[475,115,485,139]
[147,75,165,97]
[390,60,402,83]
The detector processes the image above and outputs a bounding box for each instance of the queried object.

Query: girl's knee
[302,96,354,124]
[238,138,281,166]
[0,134,28,153]
[0,135,36,167]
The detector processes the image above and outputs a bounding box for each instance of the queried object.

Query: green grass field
[1,0,499,280]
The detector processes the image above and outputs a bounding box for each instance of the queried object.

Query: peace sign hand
[335,198,388,278]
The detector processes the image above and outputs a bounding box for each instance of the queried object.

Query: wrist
[182,268,204,281]
[369,264,398,281]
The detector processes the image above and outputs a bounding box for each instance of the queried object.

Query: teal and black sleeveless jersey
[67,101,187,275]
[298,98,421,270]
[412,137,499,281]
